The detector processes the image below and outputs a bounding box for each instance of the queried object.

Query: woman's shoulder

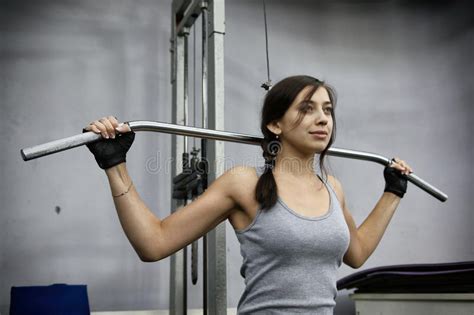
[206,165,257,196]
[221,165,261,210]
[223,165,259,182]
[197,165,258,215]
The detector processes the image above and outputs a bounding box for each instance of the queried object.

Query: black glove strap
[383,162,408,198]
[83,129,135,170]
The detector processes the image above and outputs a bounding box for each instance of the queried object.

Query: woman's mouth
[309,131,328,139]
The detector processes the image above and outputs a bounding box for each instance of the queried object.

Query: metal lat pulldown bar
[20,120,448,202]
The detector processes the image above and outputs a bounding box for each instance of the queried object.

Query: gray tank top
[234,165,350,314]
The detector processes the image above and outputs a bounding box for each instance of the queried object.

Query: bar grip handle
[328,148,448,202]
[21,131,102,161]
[406,172,447,202]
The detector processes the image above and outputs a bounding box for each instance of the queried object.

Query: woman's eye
[324,107,333,114]
[298,104,313,112]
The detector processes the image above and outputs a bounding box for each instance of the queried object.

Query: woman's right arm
[86,116,239,262]
[106,162,237,262]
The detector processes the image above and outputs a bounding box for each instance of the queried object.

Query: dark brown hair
[255,75,337,211]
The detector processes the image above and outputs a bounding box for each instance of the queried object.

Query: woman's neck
[273,150,317,178]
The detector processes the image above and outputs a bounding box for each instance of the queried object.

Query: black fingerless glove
[383,166,407,198]
[83,129,135,169]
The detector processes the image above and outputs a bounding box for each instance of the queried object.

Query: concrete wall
[1,0,472,313]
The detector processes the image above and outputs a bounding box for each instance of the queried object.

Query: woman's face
[270,86,334,156]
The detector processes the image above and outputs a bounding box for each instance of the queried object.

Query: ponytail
[255,135,281,211]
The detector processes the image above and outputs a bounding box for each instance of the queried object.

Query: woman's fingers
[89,125,101,134]
[115,122,132,133]
[108,116,120,129]
[85,116,131,139]
[93,120,109,139]
[391,157,413,175]
[113,117,132,133]
[99,118,116,138]
[84,120,107,138]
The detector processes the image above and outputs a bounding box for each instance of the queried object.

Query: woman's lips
[309,131,328,139]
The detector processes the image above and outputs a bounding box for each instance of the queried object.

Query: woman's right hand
[83,116,135,170]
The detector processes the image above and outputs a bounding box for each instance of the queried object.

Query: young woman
[84,75,412,314]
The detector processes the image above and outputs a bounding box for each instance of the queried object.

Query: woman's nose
[314,108,328,125]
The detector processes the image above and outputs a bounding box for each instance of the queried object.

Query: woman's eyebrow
[302,100,332,106]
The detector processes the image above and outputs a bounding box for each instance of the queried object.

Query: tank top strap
[317,173,343,211]
[317,174,334,194]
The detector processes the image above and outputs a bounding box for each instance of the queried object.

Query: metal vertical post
[201,2,209,314]
[183,29,190,154]
[170,2,188,314]
[205,0,226,314]
[202,3,208,130]
[170,0,226,314]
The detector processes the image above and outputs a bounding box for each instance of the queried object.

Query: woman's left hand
[390,157,413,175]
[383,157,413,198]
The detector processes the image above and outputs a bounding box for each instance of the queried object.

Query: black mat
[337,261,474,293]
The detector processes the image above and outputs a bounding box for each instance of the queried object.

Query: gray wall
[1,0,473,313]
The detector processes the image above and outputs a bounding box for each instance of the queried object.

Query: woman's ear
[266,120,281,136]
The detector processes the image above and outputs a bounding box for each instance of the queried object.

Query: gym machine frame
[169,0,226,314]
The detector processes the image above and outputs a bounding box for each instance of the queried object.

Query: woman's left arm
[330,158,412,269]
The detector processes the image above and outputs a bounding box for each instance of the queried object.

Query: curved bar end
[20,149,27,161]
